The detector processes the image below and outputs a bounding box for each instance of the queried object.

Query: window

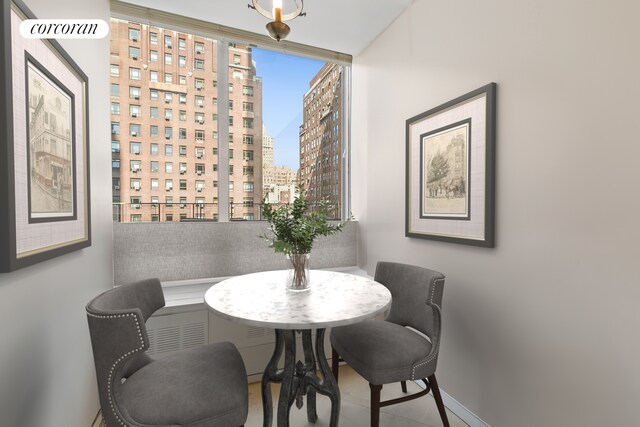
[150,143,158,155]
[212,147,218,155]
[165,109,173,120]
[242,85,253,96]
[212,164,218,172]
[229,165,234,175]
[228,100,234,110]
[195,78,204,90]
[111,103,120,115]
[212,131,218,139]
[179,56,186,67]
[195,163,205,174]
[150,161,158,172]
[128,28,140,41]
[243,166,254,176]
[150,89,158,100]
[195,112,204,124]
[228,83,233,92]
[212,97,217,106]
[111,83,119,96]
[111,141,120,153]
[164,53,172,65]
[151,178,159,190]
[179,128,187,139]
[243,102,253,112]
[111,122,120,134]
[165,162,173,173]
[243,118,254,129]
[180,162,187,174]
[150,125,158,137]
[112,159,120,169]
[150,50,158,62]
[243,197,254,207]
[179,110,187,121]
[130,142,141,155]
[178,38,186,50]
[164,72,173,83]
[228,116,233,126]
[164,35,172,48]
[233,54,241,65]
[195,147,204,158]
[150,107,158,118]
[130,178,141,190]
[211,113,218,121]
[165,127,172,139]
[110,64,119,77]
[150,70,158,82]
[179,180,187,190]
[195,96,204,107]
[243,182,254,192]
[165,144,173,156]
[179,145,187,156]
[129,67,140,80]
[129,124,141,136]
[129,46,140,60]
[179,75,186,85]
[165,92,172,103]
[194,59,204,70]
[243,213,254,221]
[243,150,254,161]
[130,161,141,174]
[130,105,141,117]
[195,130,205,141]
[195,41,204,54]
[129,86,140,99]
[150,32,157,45]
[228,181,234,191]
[165,179,173,191]
[195,180,205,191]
[243,135,253,145]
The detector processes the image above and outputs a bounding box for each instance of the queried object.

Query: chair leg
[370,383,382,427]
[401,380,407,393]
[331,346,340,383]
[428,374,450,427]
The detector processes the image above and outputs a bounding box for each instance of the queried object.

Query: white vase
[286,253,310,291]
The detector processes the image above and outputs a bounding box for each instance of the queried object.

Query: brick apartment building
[299,63,342,217]
[110,19,262,222]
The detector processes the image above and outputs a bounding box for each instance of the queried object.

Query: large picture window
[109,15,350,222]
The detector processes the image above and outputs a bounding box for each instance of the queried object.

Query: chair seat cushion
[119,342,247,427]
[331,320,432,385]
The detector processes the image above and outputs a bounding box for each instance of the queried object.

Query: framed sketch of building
[26,54,77,222]
[406,83,496,247]
[420,119,470,219]
[0,0,90,272]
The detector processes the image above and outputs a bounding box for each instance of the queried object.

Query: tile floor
[245,365,469,427]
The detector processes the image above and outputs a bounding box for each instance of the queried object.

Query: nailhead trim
[88,312,145,427]
[412,277,444,380]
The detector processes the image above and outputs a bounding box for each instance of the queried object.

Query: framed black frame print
[406,83,496,247]
[0,0,91,272]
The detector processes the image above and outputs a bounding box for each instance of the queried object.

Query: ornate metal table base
[261,329,340,427]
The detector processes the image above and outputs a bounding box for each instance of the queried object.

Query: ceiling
[120,0,413,55]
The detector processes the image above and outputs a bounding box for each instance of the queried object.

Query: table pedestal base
[261,329,340,427]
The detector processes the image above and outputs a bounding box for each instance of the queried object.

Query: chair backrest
[85,278,165,426]
[374,262,445,340]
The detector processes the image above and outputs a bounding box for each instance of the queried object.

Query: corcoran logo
[19,19,109,39]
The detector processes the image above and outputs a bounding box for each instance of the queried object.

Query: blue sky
[252,48,325,170]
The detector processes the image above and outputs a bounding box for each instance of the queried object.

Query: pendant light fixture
[248,0,306,42]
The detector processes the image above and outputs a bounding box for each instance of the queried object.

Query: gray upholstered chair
[86,278,248,427]
[330,262,449,427]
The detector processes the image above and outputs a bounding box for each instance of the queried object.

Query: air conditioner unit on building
[132,37,138,42]
[132,55,138,60]
[166,43,172,48]
[132,203,140,209]
[180,170,186,174]
[196,171,202,175]
[166,188,172,191]
[165,100,170,103]
[196,154,203,159]
[197,188,202,192]
[196,87,202,91]
[179,204,186,208]
[132,113,138,117]
[197,120,204,124]
[131,132,138,137]
[134,95,139,100]
[165,117,170,121]
[114,185,120,190]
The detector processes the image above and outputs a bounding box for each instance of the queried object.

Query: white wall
[0,0,112,425]
[352,0,640,426]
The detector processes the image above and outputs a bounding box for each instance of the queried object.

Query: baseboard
[415,380,491,427]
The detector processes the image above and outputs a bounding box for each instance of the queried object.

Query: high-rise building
[299,63,342,217]
[110,19,262,222]
[262,124,274,193]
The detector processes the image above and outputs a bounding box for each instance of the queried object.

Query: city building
[299,63,342,216]
[262,124,274,193]
[110,19,262,222]
[262,125,298,203]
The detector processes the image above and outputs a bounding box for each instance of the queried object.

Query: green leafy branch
[261,190,345,255]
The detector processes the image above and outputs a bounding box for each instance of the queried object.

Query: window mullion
[217,41,230,222]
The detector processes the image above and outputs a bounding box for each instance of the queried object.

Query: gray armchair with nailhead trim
[86,278,248,427]
[330,262,450,427]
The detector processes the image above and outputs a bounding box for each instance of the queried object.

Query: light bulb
[273,0,282,22]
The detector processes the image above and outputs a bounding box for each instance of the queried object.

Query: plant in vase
[261,190,345,291]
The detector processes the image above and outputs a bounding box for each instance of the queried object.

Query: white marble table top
[204,270,392,330]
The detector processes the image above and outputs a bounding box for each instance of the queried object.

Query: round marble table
[205,270,392,427]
